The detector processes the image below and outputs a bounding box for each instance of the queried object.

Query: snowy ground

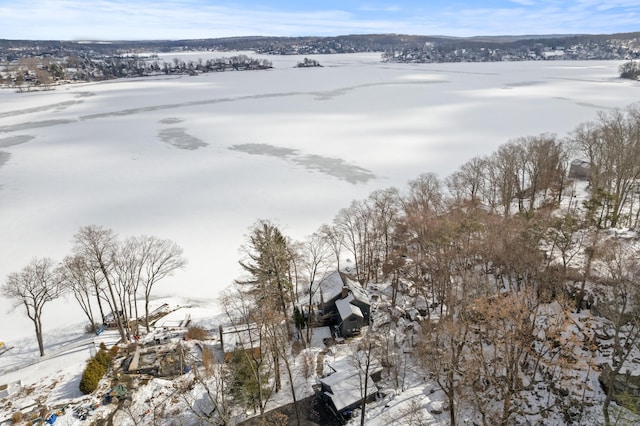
[0,298,222,425]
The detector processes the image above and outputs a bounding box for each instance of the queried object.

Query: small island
[620,60,640,81]
[295,57,322,68]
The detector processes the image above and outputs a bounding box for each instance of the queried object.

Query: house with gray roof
[318,271,371,337]
[316,358,383,421]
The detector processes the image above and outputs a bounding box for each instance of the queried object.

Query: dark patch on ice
[0,135,35,147]
[419,68,499,76]
[293,154,375,184]
[0,119,76,134]
[504,81,544,88]
[312,88,350,101]
[0,101,82,119]
[159,117,183,124]
[159,127,208,150]
[547,76,607,84]
[229,143,297,157]
[229,143,375,184]
[552,97,611,110]
[0,151,10,169]
[575,101,611,110]
[74,91,95,98]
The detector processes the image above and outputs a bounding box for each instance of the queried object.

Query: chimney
[341,286,349,299]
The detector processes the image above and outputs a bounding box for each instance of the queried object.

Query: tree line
[1,54,272,90]
[1,225,186,356]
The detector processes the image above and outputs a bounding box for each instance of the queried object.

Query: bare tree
[72,225,128,341]
[2,258,65,356]
[300,232,333,343]
[333,200,373,283]
[264,309,302,426]
[518,134,566,212]
[112,237,142,334]
[177,348,232,425]
[493,142,521,217]
[60,255,100,333]
[318,223,344,270]
[467,293,539,425]
[136,235,187,332]
[350,333,378,426]
[446,156,486,206]
[546,212,586,275]
[367,187,402,282]
[418,316,469,426]
[596,238,640,426]
[403,172,444,220]
[572,106,640,228]
[220,288,275,420]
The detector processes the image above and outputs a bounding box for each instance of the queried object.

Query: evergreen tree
[237,220,293,321]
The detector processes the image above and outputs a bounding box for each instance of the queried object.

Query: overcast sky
[1,0,638,41]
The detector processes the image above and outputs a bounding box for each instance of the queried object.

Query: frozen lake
[1,53,639,340]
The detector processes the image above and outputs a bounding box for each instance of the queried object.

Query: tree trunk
[360,343,372,426]
[282,347,301,426]
[105,278,127,341]
[86,292,96,333]
[95,289,107,325]
[145,298,151,333]
[447,370,456,425]
[603,380,613,426]
[307,292,313,344]
[273,351,281,393]
[35,317,45,357]
[133,292,140,336]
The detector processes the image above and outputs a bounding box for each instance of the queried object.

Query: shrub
[79,358,106,394]
[85,322,101,334]
[99,342,107,351]
[109,345,120,358]
[10,411,23,423]
[185,326,208,341]
[94,350,112,370]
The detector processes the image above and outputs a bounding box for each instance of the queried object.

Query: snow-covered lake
[1,53,639,342]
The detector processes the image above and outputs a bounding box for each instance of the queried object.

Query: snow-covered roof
[346,277,370,305]
[319,270,347,302]
[336,294,364,321]
[320,368,378,412]
[220,323,262,353]
[316,270,370,307]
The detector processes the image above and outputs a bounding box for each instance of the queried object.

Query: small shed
[219,323,263,362]
[569,159,590,180]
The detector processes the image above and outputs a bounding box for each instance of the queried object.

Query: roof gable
[346,278,370,306]
[336,294,364,320]
[319,270,347,301]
